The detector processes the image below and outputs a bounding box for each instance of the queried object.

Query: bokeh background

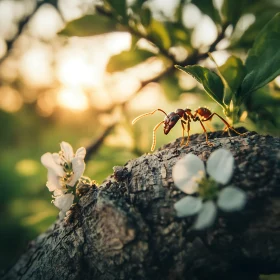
[0,0,279,277]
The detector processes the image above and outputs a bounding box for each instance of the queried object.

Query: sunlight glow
[28,4,64,40]
[57,87,89,111]
[36,90,56,117]
[129,83,164,111]
[0,38,7,59]
[275,76,280,87]
[105,126,133,148]
[0,86,23,112]
[192,15,217,49]
[57,54,101,87]
[105,32,131,55]
[183,4,201,29]
[19,44,54,87]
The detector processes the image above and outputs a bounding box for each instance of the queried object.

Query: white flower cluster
[173,148,246,230]
[41,142,86,219]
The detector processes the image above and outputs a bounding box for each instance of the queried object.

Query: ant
[132,107,243,151]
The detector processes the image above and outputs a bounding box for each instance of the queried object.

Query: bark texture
[2,129,280,280]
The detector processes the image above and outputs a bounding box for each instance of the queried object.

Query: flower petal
[52,153,62,165]
[206,148,234,184]
[172,154,205,194]
[53,193,74,212]
[53,189,64,196]
[193,201,217,230]
[60,141,74,162]
[174,196,202,217]
[41,153,64,177]
[217,186,247,212]
[75,147,86,160]
[68,157,85,186]
[46,170,62,191]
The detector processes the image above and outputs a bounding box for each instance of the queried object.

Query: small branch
[0,2,43,64]
[95,5,176,63]
[0,0,65,65]
[85,123,116,161]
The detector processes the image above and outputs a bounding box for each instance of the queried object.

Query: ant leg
[204,113,244,135]
[132,109,167,125]
[205,120,215,132]
[180,120,186,146]
[151,121,164,152]
[185,120,191,146]
[180,120,191,147]
[221,126,231,137]
[199,120,213,146]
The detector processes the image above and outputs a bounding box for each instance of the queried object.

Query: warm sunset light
[1,0,279,277]
[56,54,102,88]
[57,87,89,111]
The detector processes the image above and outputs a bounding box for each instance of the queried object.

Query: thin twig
[85,123,116,162]
[0,2,42,64]
[0,0,65,65]
[95,5,176,63]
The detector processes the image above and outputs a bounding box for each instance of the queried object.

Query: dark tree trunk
[2,129,280,280]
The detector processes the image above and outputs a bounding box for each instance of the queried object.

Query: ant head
[163,112,180,135]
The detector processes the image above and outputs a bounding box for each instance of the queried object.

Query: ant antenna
[151,121,164,152]
[132,109,168,125]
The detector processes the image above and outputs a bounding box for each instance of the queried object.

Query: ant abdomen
[195,107,212,120]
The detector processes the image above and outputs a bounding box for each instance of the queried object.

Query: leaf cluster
[177,13,280,125]
[58,0,280,130]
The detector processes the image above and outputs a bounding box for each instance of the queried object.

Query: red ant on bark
[132,107,243,151]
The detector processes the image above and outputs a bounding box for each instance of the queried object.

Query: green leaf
[241,13,280,97]
[106,49,155,72]
[176,65,224,107]
[165,22,190,47]
[219,56,246,95]
[129,0,148,13]
[174,196,202,217]
[147,19,172,50]
[58,15,120,37]
[230,11,277,49]
[174,0,185,23]
[208,53,233,106]
[139,6,152,28]
[245,85,280,108]
[159,75,182,101]
[192,0,221,23]
[104,0,127,22]
[221,0,246,26]
[217,186,246,212]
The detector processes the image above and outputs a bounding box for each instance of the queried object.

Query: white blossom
[173,148,246,230]
[53,192,74,219]
[41,141,86,218]
[41,141,86,192]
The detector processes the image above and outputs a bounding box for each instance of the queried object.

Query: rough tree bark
[2,129,280,280]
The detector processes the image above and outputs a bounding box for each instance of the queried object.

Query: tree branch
[2,131,280,280]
